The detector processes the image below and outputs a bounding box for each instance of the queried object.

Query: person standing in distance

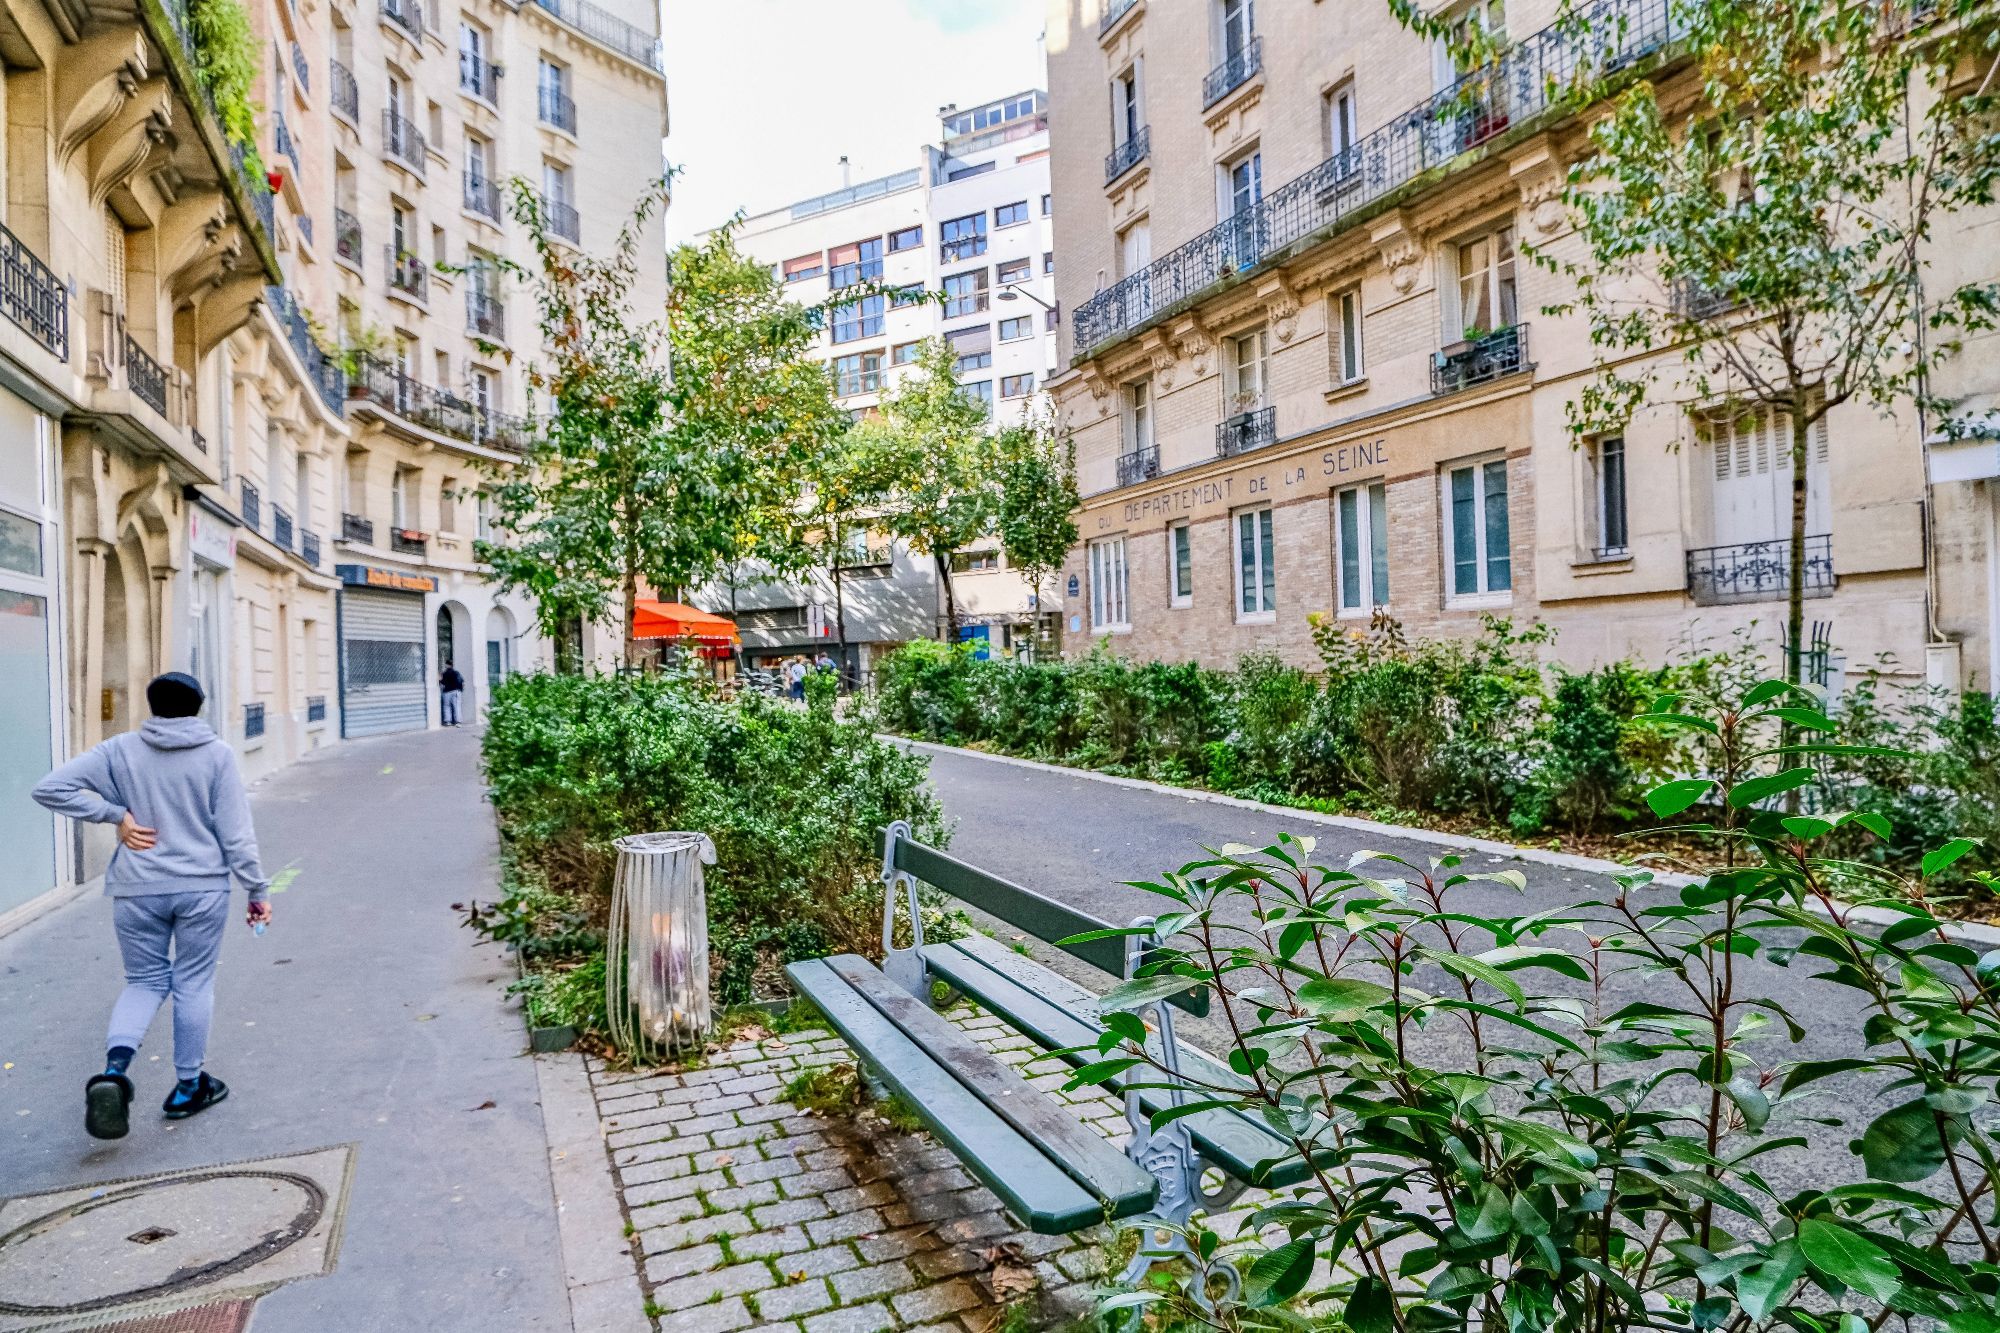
[32,672,271,1139]
[439,661,465,726]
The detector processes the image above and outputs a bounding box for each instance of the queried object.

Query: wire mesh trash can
[606,831,716,1060]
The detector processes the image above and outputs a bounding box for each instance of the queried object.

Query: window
[1089,536,1129,629]
[538,57,568,100]
[889,285,924,309]
[832,350,884,397]
[1168,521,1193,607]
[1227,327,1268,411]
[1454,224,1518,337]
[1332,289,1364,383]
[1225,151,1263,218]
[1235,506,1276,617]
[1591,436,1628,556]
[947,325,992,371]
[1328,82,1360,174]
[439,475,458,532]
[542,160,574,208]
[831,293,885,344]
[1334,483,1390,613]
[1221,0,1255,61]
[828,238,883,289]
[888,225,923,252]
[946,162,995,182]
[783,253,823,284]
[999,316,1033,342]
[951,550,1001,573]
[1043,251,1055,275]
[1444,456,1511,598]
[475,490,492,541]
[941,213,988,261]
[891,341,921,365]
[1125,380,1153,453]
[997,257,1030,285]
[1041,193,1053,216]
[1436,0,1506,88]
[994,200,1029,228]
[942,269,989,318]
[1001,373,1034,398]
[964,380,994,415]
[458,22,491,97]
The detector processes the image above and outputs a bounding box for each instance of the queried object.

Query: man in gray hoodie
[32,671,271,1139]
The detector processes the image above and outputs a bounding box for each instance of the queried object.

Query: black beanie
[146,672,205,719]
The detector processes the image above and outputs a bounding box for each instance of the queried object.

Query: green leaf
[1733,1241,1807,1320]
[1779,1058,1872,1095]
[1923,838,1982,877]
[1743,679,1796,707]
[1101,1011,1147,1047]
[1067,1058,1143,1088]
[1295,975,1394,1022]
[1728,767,1814,809]
[1432,952,1527,1008]
[1762,706,1837,732]
[1097,972,1201,1014]
[1781,815,1836,839]
[1647,777,1713,817]
[1245,1237,1315,1307]
[1799,1218,1901,1302]
[1344,1277,1395,1333]
[1857,1100,1952,1182]
[1147,1097,1242,1132]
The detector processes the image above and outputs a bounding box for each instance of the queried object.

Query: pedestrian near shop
[31,672,271,1139]
[440,662,465,726]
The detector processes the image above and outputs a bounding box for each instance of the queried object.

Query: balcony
[291,41,309,95]
[265,287,346,413]
[307,695,327,723]
[342,512,376,544]
[298,215,314,248]
[538,85,577,133]
[391,528,429,557]
[530,0,664,72]
[1202,35,1262,108]
[459,51,498,103]
[387,248,428,302]
[544,197,580,244]
[301,530,322,567]
[272,504,294,551]
[1075,0,1683,353]
[380,0,423,40]
[1105,126,1150,185]
[1672,279,1744,321]
[1431,324,1529,396]
[0,222,68,360]
[330,60,359,123]
[124,334,168,416]
[464,170,501,221]
[1116,446,1160,488]
[335,209,362,267]
[241,478,262,533]
[383,110,427,176]
[1100,0,1139,34]
[1215,405,1276,458]
[1687,534,1834,607]
[243,702,265,740]
[466,290,505,340]
[274,113,299,175]
[349,356,534,451]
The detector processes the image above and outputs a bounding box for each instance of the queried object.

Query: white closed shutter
[339,588,428,736]
[1702,404,1830,547]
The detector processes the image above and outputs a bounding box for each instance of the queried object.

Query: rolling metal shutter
[339,588,427,737]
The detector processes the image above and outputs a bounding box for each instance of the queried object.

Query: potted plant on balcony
[1439,324,1491,360]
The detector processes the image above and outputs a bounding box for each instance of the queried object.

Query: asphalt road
[915,742,1891,1204]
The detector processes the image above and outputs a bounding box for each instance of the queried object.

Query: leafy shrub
[1509,661,1681,835]
[1223,653,1316,791]
[509,955,606,1031]
[482,670,945,1004]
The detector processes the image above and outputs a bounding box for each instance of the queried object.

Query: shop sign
[334,564,440,594]
[188,506,236,567]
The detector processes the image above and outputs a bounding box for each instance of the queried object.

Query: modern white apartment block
[703,91,1060,670]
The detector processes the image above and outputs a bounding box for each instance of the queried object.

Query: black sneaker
[162,1073,229,1120]
[85,1072,133,1140]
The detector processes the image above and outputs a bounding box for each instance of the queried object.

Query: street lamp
[996,283,1055,313]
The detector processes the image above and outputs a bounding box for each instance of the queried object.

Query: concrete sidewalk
[0,727,599,1331]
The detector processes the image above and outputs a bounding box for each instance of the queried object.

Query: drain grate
[87,1300,254,1333]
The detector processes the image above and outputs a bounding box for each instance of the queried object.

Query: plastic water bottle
[252,922,266,936]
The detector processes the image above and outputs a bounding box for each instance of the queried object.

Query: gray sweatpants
[108,892,231,1081]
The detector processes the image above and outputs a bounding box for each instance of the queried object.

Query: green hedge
[482,670,944,1004]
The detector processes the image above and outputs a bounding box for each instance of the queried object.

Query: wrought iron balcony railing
[274,113,298,171]
[387,248,428,301]
[544,197,581,244]
[124,334,168,415]
[265,286,346,414]
[459,51,498,102]
[1203,35,1262,108]
[342,512,375,544]
[530,0,664,72]
[391,528,428,557]
[349,356,534,451]
[1105,126,1150,185]
[538,85,577,133]
[1672,279,1745,321]
[383,110,427,175]
[1075,0,1682,352]
[1116,446,1160,487]
[1687,534,1834,607]
[1100,0,1139,34]
[298,215,313,248]
[1215,405,1276,458]
[330,60,359,122]
[1431,323,1529,396]
[272,503,294,551]
[241,478,262,532]
[466,290,505,340]
[301,530,322,568]
[334,209,362,266]
[291,41,309,94]
[0,222,67,360]
[380,0,422,39]
[464,170,501,221]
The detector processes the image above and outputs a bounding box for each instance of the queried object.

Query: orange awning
[632,600,741,644]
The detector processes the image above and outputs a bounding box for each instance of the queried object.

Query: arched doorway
[436,600,473,722]
[100,544,135,736]
[484,604,516,688]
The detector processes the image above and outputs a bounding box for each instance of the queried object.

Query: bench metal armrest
[880,819,928,998]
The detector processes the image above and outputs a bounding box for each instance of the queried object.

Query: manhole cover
[0,1145,354,1332]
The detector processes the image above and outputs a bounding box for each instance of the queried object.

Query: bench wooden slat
[886,832,1208,1016]
[929,934,1322,1189]
[785,957,1152,1234]
[825,956,1159,1216]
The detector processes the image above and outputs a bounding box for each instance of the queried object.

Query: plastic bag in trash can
[607,831,716,1059]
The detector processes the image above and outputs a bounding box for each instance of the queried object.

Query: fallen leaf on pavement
[982,1242,1040,1300]
[787,1270,807,1283]
[416,1014,437,1022]
[470,1100,496,1111]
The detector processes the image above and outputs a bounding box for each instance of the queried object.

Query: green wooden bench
[784,821,1308,1300]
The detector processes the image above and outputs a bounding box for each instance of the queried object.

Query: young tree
[479,190,843,665]
[1392,0,1999,690]
[855,338,996,641]
[992,402,1080,654]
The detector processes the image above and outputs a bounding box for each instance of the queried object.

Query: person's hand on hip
[117,811,157,851]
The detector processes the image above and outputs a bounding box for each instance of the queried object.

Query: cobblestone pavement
[588,1008,1256,1333]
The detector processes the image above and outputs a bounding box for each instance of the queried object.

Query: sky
[660,0,1050,242]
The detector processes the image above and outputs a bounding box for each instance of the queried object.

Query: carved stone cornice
[1509,140,1570,237]
[1370,211,1425,296]
[88,79,172,208]
[1170,315,1213,377]
[1256,273,1302,343]
[1140,331,1178,391]
[54,30,147,169]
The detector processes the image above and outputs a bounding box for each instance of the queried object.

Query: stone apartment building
[1044,0,2000,692]
[0,0,667,927]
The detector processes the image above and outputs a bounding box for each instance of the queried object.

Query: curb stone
[537,1050,651,1333]
[890,735,2000,948]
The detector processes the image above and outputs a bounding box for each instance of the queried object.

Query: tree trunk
[1784,409,1812,814]
[833,563,850,690]
[622,548,641,672]
[935,553,959,643]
